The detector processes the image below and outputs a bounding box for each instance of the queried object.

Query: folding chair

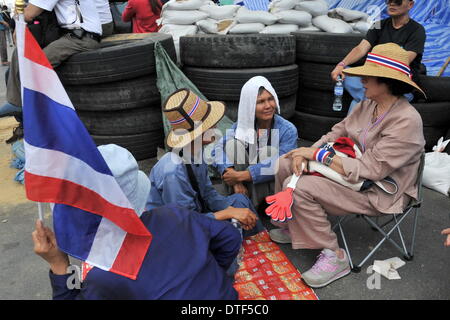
[332,153,425,272]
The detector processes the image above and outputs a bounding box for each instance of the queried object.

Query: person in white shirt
[3,0,102,144]
[96,0,113,37]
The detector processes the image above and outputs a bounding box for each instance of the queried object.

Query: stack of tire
[179,34,298,122]
[292,32,364,142]
[412,75,450,151]
[55,33,177,160]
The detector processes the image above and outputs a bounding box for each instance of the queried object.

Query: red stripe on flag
[110,233,152,280]
[24,27,53,69]
[25,171,151,237]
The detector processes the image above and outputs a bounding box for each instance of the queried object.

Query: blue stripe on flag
[53,204,103,261]
[23,88,112,175]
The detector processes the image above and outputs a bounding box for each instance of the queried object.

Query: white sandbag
[295,0,328,17]
[328,7,369,22]
[312,15,353,33]
[352,20,371,34]
[235,7,278,25]
[159,24,198,62]
[229,23,265,34]
[275,10,312,26]
[161,10,209,25]
[269,0,300,13]
[163,0,205,10]
[423,137,450,196]
[199,4,240,20]
[298,24,322,32]
[260,24,299,33]
[196,18,235,34]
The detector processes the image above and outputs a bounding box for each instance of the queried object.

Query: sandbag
[163,0,205,11]
[199,4,240,20]
[269,0,300,13]
[298,24,321,32]
[260,24,299,34]
[235,7,278,25]
[160,10,209,25]
[229,23,265,34]
[196,18,235,34]
[423,137,450,196]
[275,10,312,26]
[295,0,328,17]
[159,24,198,62]
[328,8,369,22]
[351,20,371,35]
[313,15,353,33]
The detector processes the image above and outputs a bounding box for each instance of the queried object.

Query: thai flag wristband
[314,148,332,164]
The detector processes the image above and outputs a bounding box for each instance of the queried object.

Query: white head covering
[235,76,280,145]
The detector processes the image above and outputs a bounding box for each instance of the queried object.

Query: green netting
[154,42,234,150]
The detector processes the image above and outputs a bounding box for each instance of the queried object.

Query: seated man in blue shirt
[147,89,262,234]
[32,144,241,300]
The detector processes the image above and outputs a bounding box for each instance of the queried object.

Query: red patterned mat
[234,230,318,300]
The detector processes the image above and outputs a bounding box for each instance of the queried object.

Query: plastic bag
[423,137,450,196]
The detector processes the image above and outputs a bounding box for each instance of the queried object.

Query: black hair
[375,77,414,96]
[149,0,162,16]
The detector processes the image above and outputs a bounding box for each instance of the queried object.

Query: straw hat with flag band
[343,42,426,98]
[164,88,225,149]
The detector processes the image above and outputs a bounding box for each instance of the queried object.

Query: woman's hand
[32,219,70,275]
[442,228,450,247]
[286,147,317,176]
[233,183,249,196]
[222,168,251,186]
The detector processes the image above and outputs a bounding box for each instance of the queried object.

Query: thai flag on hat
[17,19,152,280]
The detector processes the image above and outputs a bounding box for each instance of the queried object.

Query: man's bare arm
[331,39,372,81]
[24,4,44,23]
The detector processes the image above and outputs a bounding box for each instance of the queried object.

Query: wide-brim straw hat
[164,89,225,149]
[343,42,426,97]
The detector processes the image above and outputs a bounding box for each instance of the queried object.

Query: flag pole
[15,0,44,221]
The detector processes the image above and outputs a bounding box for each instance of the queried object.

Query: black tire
[296,87,352,117]
[180,34,296,68]
[78,107,163,135]
[423,126,449,152]
[56,33,176,85]
[292,111,343,142]
[411,102,450,127]
[298,61,336,91]
[66,75,160,111]
[293,32,364,64]
[417,75,450,102]
[183,65,298,101]
[91,130,164,160]
[223,94,297,122]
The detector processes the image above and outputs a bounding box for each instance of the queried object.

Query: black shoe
[5,126,23,144]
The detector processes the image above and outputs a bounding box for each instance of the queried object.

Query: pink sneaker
[302,249,351,288]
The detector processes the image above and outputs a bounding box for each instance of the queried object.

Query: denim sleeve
[212,125,237,175]
[248,124,298,184]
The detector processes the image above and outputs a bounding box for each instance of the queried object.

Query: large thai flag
[17,19,152,280]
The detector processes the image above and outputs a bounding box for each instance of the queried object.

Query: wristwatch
[324,153,335,167]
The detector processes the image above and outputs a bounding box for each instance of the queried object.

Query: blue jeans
[344,75,414,115]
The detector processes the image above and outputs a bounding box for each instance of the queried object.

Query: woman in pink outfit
[122,0,162,33]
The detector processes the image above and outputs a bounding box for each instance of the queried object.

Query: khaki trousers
[273,155,381,251]
[7,33,100,107]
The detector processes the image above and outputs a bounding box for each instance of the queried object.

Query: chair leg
[409,207,420,258]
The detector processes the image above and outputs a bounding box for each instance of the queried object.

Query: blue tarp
[325,0,450,76]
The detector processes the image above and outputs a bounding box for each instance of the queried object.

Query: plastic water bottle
[333,76,343,112]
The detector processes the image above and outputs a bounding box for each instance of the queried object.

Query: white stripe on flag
[21,56,74,110]
[24,142,135,211]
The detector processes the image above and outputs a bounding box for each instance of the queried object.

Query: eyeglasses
[385,0,406,5]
